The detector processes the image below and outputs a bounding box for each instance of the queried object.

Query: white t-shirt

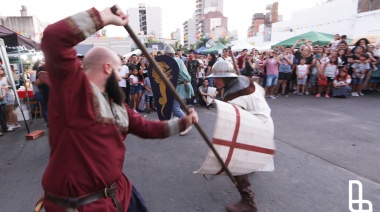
[297,64,308,77]
[333,78,351,85]
[118,65,129,87]
[374,49,380,57]
[197,59,205,78]
[351,62,370,79]
[0,77,13,95]
[330,40,340,50]
[129,75,138,85]
[324,63,338,78]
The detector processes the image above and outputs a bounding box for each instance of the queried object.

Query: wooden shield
[148,55,179,120]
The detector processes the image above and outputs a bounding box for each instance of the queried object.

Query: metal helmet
[207,60,238,78]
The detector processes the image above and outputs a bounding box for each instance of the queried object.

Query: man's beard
[105,70,125,106]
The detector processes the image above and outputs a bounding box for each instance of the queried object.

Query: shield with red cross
[194,100,275,176]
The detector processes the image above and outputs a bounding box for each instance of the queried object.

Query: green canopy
[201,42,226,54]
[271,31,351,49]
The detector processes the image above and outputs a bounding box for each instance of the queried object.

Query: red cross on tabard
[214,105,275,175]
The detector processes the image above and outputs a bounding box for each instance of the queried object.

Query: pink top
[266,58,279,75]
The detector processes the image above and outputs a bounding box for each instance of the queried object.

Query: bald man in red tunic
[38,5,198,212]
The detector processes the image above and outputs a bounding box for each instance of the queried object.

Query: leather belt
[45,184,122,211]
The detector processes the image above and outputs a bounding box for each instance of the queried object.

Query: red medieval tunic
[41,8,185,211]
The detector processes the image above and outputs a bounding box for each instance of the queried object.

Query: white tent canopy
[231,40,256,52]
[256,42,277,51]
[123,49,142,60]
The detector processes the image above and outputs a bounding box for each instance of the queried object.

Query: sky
[0,0,321,40]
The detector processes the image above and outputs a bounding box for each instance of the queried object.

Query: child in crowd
[137,67,145,111]
[129,68,140,112]
[317,56,339,98]
[351,53,370,96]
[332,68,352,98]
[311,53,323,95]
[296,58,309,95]
[143,75,155,114]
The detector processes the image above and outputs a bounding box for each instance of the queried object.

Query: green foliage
[218,37,230,45]
[196,37,210,49]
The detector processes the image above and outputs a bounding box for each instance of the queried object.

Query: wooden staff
[110,6,237,186]
[228,46,240,75]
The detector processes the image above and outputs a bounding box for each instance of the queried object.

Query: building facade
[183,13,197,48]
[271,0,380,42]
[170,28,181,41]
[0,6,44,42]
[203,11,228,35]
[195,0,224,38]
[242,0,380,49]
[127,3,162,38]
[247,13,265,38]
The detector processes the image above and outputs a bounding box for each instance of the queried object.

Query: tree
[196,37,210,49]
[171,41,182,51]
[189,44,197,50]
[218,37,230,46]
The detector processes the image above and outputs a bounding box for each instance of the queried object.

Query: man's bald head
[82,47,122,93]
[83,46,120,72]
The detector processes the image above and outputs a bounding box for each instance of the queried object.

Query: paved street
[0,93,379,212]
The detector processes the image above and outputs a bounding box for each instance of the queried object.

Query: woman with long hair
[0,66,19,129]
[352,38,370,54]
[242,54,256,77]
[316,56,339,98]
[338,49,347,69]
[0,67,14,134]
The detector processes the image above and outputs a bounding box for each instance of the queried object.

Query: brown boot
[226,175,257,212]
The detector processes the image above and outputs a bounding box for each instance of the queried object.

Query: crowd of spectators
[117,34,379,114]
[1,34,379,131]
[231,35,380,99]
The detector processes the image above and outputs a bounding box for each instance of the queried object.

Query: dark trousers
[126,83,131,103]
[285,80,290,94]
[197,78,204,104]
[128,185,148,212]
[35,92,48,123]
[121,86,130,105]
[187,78,198,105]
[0,104,7,131]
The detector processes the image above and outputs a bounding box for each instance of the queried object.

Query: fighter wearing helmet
[208,60,275,212]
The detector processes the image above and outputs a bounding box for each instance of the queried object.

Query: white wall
[146,7,162,38]
[250,0,380,47]
[127,6,162,38]
[353,10,380,35]
[271,0,358,43]
[80,37,132,55]
[126,8,140,35]
[187,15,197,47]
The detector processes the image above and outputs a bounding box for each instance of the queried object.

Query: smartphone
[316,54,322,59]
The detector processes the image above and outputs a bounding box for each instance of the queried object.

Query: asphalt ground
[0,92,379,212]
